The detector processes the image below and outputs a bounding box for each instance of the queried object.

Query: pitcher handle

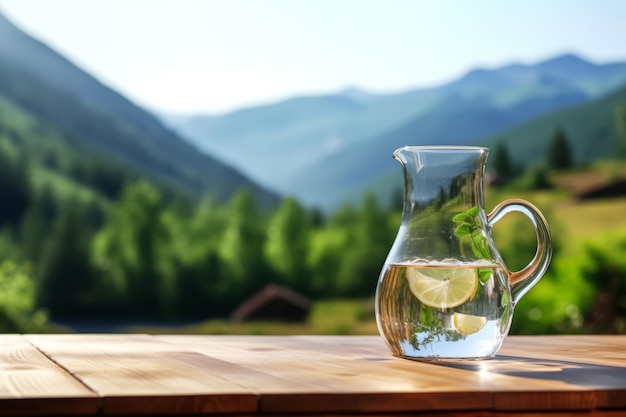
[487,198,552,305]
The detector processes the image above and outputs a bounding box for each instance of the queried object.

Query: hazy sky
[0,0,625,115]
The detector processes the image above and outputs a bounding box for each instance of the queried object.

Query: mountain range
[1,9,625,213]
[0,12,278,208]
[164,54,626,209]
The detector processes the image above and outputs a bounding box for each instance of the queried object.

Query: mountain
[479,82,626,168]
[361,83,626,207]
[165,53,626,209]
[0,12,278,207]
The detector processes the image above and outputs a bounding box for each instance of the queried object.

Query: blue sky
[1,0,625,115]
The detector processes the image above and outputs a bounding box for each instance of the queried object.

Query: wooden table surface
[0,334,624,416]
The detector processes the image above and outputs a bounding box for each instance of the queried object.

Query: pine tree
[615,105,626,158]
[493,142,513,179]
[37,201,94,318]
[0,150,31,227]
[546,127,574,170]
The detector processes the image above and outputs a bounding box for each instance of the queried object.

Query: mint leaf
[478,268,491,284]
[454,223,471,238]
[454,207,491,261]
[452,213,473,224]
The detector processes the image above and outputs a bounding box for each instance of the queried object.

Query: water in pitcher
[376,259,512,360]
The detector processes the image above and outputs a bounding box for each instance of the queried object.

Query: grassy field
[488,191,626,259]
[554,197,626,238]
[487,164,626,257]
[130,298,379,335]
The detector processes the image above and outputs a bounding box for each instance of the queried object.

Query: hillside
[285,56,626,209]
[478,83,626,168]
[0,12,278,207]
[166,54,626,209]
[355,84,626,209]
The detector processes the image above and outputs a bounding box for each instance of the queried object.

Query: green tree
[218,188,268,306]
[546,127,574,170]
[166,196,227,318]
[389,187,404,212]
[335,194,394,297]
[616,105,626,158]
[580,231,626,333]
[91,180,174,318]
[307,204,358,298]
[264,197,312,293]
[523,166,552,190]
[492,141,514,180]
[307,226,350,298]
[0,149,31,227]
[37,200,95,317]
[0,260,48,332]
[20,185,57,264]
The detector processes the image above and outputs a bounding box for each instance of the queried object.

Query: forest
[0,119,625,335]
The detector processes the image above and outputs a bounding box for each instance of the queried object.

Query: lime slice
[407,267,478,309]
[453,312,487,335]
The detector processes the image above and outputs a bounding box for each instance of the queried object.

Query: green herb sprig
[452,207,491,285]
[453,207,512,330]
[453,207,490,259]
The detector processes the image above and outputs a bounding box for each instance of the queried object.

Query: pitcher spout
[392,146,423,173]
[392,146,489,216]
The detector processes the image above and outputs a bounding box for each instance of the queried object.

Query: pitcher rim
[394,145,488,152]
[393,145,488,159]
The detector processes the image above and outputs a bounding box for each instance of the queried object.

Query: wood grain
[26,334,258,415]
[158,335,624,414]
[0,334,623,416]
[0,334,97,415]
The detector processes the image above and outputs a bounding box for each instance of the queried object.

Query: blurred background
[0,0,624,335]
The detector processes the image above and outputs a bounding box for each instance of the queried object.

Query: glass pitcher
[375,146,552,360]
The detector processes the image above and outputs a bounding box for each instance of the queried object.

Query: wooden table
[1,334,624,416]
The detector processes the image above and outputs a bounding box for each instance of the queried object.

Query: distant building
[576,179,626,200]
[230,284,311,323]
